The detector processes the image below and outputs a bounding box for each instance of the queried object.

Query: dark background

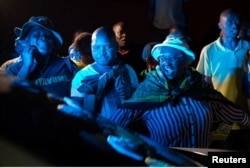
[0,0,249,65]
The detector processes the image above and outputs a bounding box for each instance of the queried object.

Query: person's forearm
[17,66,32,79]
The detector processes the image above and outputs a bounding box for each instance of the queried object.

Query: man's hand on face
[21,45,38,69]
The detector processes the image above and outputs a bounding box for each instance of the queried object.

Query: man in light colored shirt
[196,8,250,147]
[71,27,138,118]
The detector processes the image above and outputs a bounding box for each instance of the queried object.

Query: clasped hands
[78,64,133,100]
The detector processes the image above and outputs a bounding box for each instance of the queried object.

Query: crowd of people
[0,6,250,166]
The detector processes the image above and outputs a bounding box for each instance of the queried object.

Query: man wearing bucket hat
[0,16,78,97]
[106,31,250,148]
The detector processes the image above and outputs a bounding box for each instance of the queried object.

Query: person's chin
[165,72,176,80]
[230,31,239,37]
[167,76,175,80]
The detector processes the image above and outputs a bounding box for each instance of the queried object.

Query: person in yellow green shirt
[196,8,250,147]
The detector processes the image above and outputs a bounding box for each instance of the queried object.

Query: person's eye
[44,33,51,38]
[105,45,113,49]
[32,33,39,38]
[158,57,165,63]
[93,46,100,50]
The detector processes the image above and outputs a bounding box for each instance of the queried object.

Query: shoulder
[53,55,79,71]
[124,64,138,78]
[238,39,250,48]
[54,55,74,64]
[202,38,219,50]
[80,64,97,73]
[71,64,99,90]
[124,63,136,72]
[123,63,139,86]
[200,38,221,56]
[73,64,98,79]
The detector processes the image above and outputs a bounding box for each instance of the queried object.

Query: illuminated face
[158,48,186,80]
[26,27,54,56]
[113,24,128,48]
[219,13,241,38]
[91,32,117,66]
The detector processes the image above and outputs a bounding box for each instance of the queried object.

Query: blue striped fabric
[110,96,250,148]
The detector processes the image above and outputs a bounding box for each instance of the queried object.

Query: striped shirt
[110,96,250,148]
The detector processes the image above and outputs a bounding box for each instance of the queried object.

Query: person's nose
[165,60,172,66]
[232,22,240,29]
[100,46,107,54]
[121,33,126,38]
[39,35,51,42]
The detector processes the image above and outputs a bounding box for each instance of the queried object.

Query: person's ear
[218,22,222,30]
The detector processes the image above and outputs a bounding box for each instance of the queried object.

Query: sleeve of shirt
[109,108,140,128]
[71,66,99,98]
[71,71,86,97]
[212,102,250,127]
[196,46,212,77]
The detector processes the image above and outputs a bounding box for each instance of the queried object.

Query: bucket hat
[151,30,195,64]
[14,16,63,48]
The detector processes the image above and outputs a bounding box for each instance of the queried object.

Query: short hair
[72,32,92,56]
[220,8,240,21]
[92,27,116,44]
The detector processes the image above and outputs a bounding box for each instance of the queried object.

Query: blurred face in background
[219,10,241,39]
[71,32,94,67]
[113,22,129,48]
[26,27,55,56]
